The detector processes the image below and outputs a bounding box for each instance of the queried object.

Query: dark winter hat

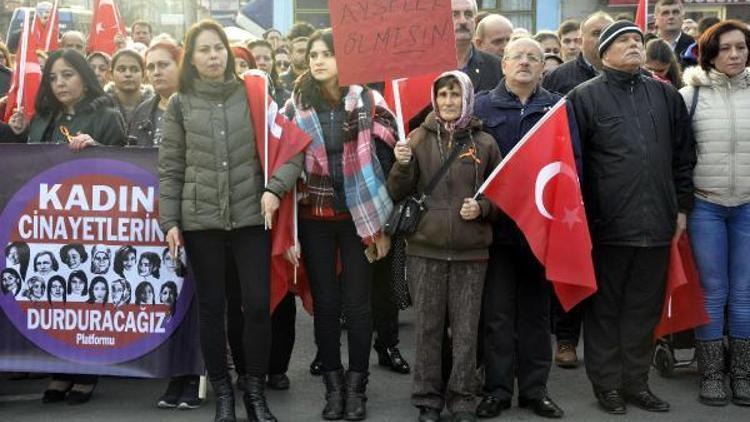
[598,20,644,58]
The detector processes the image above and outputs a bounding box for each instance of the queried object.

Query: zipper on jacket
[727,83,737,197]
[630,80,650,247]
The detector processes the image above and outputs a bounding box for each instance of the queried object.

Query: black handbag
[385,138,465,236]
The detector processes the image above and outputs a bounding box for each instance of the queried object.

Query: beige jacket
[680,67,750,207]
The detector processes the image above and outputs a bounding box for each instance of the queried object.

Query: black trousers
[552,297,583,346]
[183,226,271,380]
[228,284,296,376]
[372,251,399,348]
[584,245,669,393]
[299,218,373,373]
[483,243,551,400]
[269,293,297,375]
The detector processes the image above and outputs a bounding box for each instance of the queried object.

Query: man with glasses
[655,0,694,68]
[474,37,566,420]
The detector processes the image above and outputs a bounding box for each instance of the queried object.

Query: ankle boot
[322,369,345,420]
[343,370,368,421]
[210,377,236,422]
[242,376,277,422]
[730,338,750,406]
[695,340,729,406]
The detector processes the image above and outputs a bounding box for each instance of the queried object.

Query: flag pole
[16,12,30,113]
[45,0,59,51]
[293,185,298,285]
[391,79,407,144]
[264,72,270,231]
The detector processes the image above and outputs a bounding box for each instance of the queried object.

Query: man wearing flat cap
[567,21,696,415]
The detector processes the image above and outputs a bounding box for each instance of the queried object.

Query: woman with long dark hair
[645,38,683,88]
[106,49,153,127]
[5,242,30,279]
[67,270,88,302]
[286,28,397,421]
[159,19,302,422]
[6,49,126,147]
[1,268,22,298]
[47,275,67,305]
[113,245,137,280]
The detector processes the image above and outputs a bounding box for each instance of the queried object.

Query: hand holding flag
[244,70,313,313]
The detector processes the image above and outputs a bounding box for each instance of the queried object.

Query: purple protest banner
[0,145,202,377]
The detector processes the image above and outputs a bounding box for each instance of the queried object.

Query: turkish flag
[635,0,649,32]
[654,234,709,339]
[384,72,440,133]
[244,70,314,314]
[478,99,597,311]
[4,11,42,123]
[87,0,126,56]
[31,0,59,52]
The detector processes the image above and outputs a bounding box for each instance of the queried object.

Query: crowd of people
[1,0,749,421]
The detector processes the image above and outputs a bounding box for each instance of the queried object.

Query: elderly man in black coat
[567,21,696,415]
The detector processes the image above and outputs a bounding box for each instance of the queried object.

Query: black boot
[343,371,368,421]
[210,377,236,422]
[374,343,410,374]
[242,376,277,422]
[730,338,750,406]
[696,340,729,406]
[322,369,345,420]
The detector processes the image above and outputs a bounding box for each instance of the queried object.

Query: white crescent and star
[534,161,581,228]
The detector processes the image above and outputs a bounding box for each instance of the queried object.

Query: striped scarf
[290,85,397,243]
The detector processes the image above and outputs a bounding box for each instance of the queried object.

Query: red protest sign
[329,0,458,86]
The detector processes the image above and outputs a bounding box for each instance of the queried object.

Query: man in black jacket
[541,11,613,370]
[453,0,502,92]
[567,21,695,415]
[654,0,695,69]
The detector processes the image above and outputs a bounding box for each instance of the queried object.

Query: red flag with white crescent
[244,70,314,314]
[477,99,597,311]
[87,0,126,56]
[4,11,42,123]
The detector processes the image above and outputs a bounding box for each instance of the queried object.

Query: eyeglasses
[276,61,290,69]
[505,53,543,63]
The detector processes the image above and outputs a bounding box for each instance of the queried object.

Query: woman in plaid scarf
[285,28,397,421]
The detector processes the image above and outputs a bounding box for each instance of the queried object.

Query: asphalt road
[0,303,746,422]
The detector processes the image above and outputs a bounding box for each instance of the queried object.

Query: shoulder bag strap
[421,139,464,199]
[689,86,700,120]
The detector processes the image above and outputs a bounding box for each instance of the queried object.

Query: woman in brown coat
[387,70,501,422]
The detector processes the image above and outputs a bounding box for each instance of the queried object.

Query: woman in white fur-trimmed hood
[679,19,750,408]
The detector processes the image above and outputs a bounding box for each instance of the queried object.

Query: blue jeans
[688,198,750,340]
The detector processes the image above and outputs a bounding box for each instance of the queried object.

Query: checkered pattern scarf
[290,85,397,243]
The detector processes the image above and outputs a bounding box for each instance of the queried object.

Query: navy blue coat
[474,79,581,244]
